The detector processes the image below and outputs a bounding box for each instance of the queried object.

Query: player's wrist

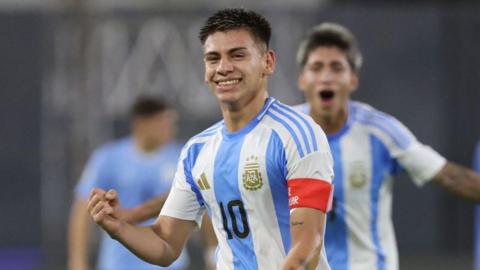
[108,219,126,240]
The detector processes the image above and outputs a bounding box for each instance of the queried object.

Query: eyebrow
[307,59,344,66]
[204,46,248,57]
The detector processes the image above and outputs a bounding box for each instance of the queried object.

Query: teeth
[217,79,239,86]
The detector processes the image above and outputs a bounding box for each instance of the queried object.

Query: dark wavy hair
[199,8,271,50]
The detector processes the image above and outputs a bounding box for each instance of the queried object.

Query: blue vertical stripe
[183,143,206,206]
[213,137,258,270]
[325,137,348,270]
[271,104,311,154]
[266,131,290,254]
[370,135,387,270]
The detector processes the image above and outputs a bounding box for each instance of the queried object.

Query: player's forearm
[282,237,321,270]
[281,208,326,270]
[67,200,91,270]
[128,195,168,224]
[433,162,480,201]
[112,221,177,266]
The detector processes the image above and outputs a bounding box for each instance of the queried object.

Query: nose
[216,58,234,75]
[318,69,334,83]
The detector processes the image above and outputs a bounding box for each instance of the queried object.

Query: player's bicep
[290,208,326,238]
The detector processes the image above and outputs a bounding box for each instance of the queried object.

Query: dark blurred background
[1,0,479,269]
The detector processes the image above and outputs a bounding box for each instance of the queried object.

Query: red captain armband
[287,178,334,213]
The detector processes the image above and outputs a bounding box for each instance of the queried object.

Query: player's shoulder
[291,102,310,115]
[161,140,184,155]
[262,99,328,157]
[350,100,414,149]
[183,120,223,150]
[82,137,131,168]
[95,137,131,156]
[264,99,321,131]
[175,121,223,165]
[351,100,408,128]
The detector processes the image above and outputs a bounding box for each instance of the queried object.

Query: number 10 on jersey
[219,200,250,239]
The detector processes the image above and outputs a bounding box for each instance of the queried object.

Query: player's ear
[263,49,276,76]
[298,70,306,92]
[350,72,359,93]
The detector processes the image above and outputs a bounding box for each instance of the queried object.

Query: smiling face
[203,28,275,110]
[298,46,358,118]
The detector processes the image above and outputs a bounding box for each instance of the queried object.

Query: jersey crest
[349,161,368,188]
[242,155,263,191]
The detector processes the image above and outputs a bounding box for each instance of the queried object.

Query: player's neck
[221,91,268,133]
[311,105,349,135]
[133,135,164,154]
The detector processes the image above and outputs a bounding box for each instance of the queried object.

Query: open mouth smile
[216,79,241,86]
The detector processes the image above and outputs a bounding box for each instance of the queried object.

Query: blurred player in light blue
[474,141,480,270]
[68,96,187,270]
[294,22,480,270]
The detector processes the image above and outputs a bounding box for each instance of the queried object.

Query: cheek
[340,74,353,86]
[204,70,211,82]
[204,66,216,82]
[302,75,316,91]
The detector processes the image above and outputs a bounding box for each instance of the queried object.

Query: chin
[317,105,336,115]
[216,93,239,103]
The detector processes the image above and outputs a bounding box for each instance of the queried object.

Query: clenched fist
[87,188,123,238]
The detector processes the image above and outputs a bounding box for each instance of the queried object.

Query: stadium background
[1,0,479,269]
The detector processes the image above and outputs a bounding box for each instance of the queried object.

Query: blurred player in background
[474,141,480,270]
[86,8,335,270]
[294,22,480,270]
[68,96,188,270]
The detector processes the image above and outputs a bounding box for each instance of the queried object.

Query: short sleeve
[159,143,206,226]
[286,123,334,213]
[396,141,446,186]
[74,147,110,200]
[356,106,446,187]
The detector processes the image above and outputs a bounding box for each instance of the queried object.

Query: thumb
[105,189,119,207]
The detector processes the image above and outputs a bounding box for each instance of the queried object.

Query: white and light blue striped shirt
[161,97,334,270]
[295,101,446,270]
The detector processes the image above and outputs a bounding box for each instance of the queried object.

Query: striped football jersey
[294,101,446,270]
[161,97,334,270]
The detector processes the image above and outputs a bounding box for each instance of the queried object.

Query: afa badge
[243,156,263,191]
[349,161,367,188]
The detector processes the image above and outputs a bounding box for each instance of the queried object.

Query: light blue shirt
[75,137,187,270]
